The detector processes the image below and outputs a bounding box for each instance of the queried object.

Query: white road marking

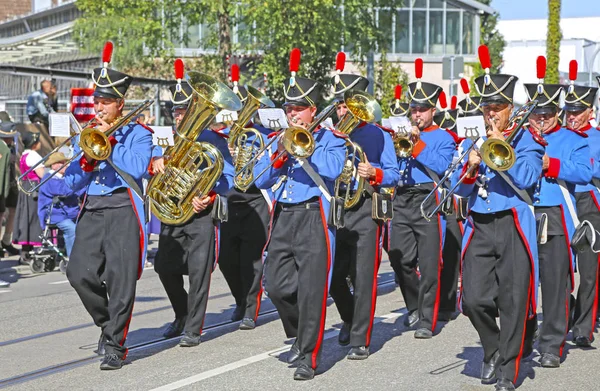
[149,310,406,391]
[0,290,12,293]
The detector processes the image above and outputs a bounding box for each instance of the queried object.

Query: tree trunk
[218,5,232,81]
[546,0,562,84]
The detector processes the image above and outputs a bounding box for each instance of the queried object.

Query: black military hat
[473,45,518,105]
[523,56,562,115]
[563,60,598,112]
[389,85,409,116]
[330,52,369,100]
[0,121,17,138]
[21,131,40,149]
[169,81,193,109]
[458,96,483,117]
[433,92,458,130]
[283,48,322,107]
[407,58,442,108]
[92,42,132,99]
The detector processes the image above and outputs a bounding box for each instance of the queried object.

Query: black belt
[277,197,320,211]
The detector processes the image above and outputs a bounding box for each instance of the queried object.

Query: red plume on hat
[568,60,578,94]
[174,58,185,92]
[289,48,301,87]
[478,45,491,85]
[415,58,424,89]
[460,78,471,104]
[536,56,546,94]
[231,64,240,94]
[451,96,458,110]
[438,91,448,109]
[394,84,402,108]
[334,51,346,84]
[100,41,114,77]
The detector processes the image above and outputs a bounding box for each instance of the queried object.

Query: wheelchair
[29,197,69,274]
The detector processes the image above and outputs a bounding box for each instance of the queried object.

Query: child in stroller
[33,152,83,273]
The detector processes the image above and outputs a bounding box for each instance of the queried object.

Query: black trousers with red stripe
[67,205,140,359]
[388,185,443,331]
[264,202,330,370]
[219,195,270,321]
[154,210,216,335]
[462,210,532,383]
[538,229,571,357]
[330,196,382,348]
[573,191,600,341]
[439,213,462,313]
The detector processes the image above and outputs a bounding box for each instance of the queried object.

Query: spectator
[14,131,45,264]
[0,119,19,258]
[26,80,56,127]
[37,152,82,257]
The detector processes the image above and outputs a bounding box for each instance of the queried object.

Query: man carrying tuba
[328,52,399,360]
[252,49,346,381]
[64,42,153,370]
[150,59,235,347]
[450,45,545,391]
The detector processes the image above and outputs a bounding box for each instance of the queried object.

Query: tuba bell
[333,89,382,209]
[147,72,242,225]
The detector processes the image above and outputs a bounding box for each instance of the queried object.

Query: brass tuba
[147,72,242,225]
[333,90,382,209]
[230,86,274,192]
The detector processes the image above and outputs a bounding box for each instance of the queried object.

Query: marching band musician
[565,61,600,348]
[387,58,456,339]
[525,56,592,368]
[451,45,544,391]
[328,52,400,360]
[432,91,464,322]
[151,59,235,347]
[65,42,153,370]
[253,49,346,380]
[219,65,273,330]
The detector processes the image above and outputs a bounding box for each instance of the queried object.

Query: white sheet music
[151,126,175,147]
[258,108,289,129]
[49,113,73,137]
[216,110,238,123]
[456,116,486,140]
[387,116,412,135]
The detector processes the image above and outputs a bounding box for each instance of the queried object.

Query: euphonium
[230,86,274,191]
[333,89,382,209]
[479,100,540,172]
[147,72,242,225]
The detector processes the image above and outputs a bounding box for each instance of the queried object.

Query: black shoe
[414,328,433,339]
[163,316,187,339]
[2,242,19,256]
[231,305,244,322]
[574,335,592,347]
[481,351,500,385]
[179,332,201,347]
[293,364,314,381]
[540,352,560,368]
[96,333,107,356]
[404,310,419,328]
[239,317,256,330]
[347,346,369,360]
[99,353,123,370]
[338,322,351,346]
[287,340,301,364]
[495,378,515,391]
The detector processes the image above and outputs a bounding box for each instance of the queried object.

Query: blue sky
[491,0,600,20]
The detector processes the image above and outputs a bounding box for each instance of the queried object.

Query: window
[446,10,460,55]
[378,8,394,52]
[429,10,444,54]
[395,10,410,53]
[429,0,444,9]
[186,23,200,49]
[412,10,427,53]
[411,0,427,8]
[462,12,474,55]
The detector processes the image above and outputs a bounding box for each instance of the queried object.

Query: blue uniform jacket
[398,125,456,186]
[349,123,400,189]
[65,122,153,277]
[38,173,85,228]
[532,124,592,283]
[452,128,544,314]
[575,124,600,200]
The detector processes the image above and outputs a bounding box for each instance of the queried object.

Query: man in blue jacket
[65,42,153,371]
[253,50,346,380]
[328,53,400,360]
[387,59,456,339]
[525,58,592,367]
[451,46,544,391]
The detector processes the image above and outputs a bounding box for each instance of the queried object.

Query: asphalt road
[1,238,599,390]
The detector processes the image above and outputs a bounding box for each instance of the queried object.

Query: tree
[373,52,410,117]
[546,0,562,84]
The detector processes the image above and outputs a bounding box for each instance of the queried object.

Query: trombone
[17,100,154,195]
[420,100,539,221]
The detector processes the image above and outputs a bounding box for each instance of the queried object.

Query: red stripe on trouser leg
[513,274,532,384]
[119,304,134,360]
[430,192,444,331]
[312,199,332,369]
[591,258,600,340]
[366,225,382,347]
[254,286,263,321]
[560,294,569,357]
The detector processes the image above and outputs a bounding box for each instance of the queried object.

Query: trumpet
[392,117,419,158]
[17,100,154,195]
[420,100,539,221]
